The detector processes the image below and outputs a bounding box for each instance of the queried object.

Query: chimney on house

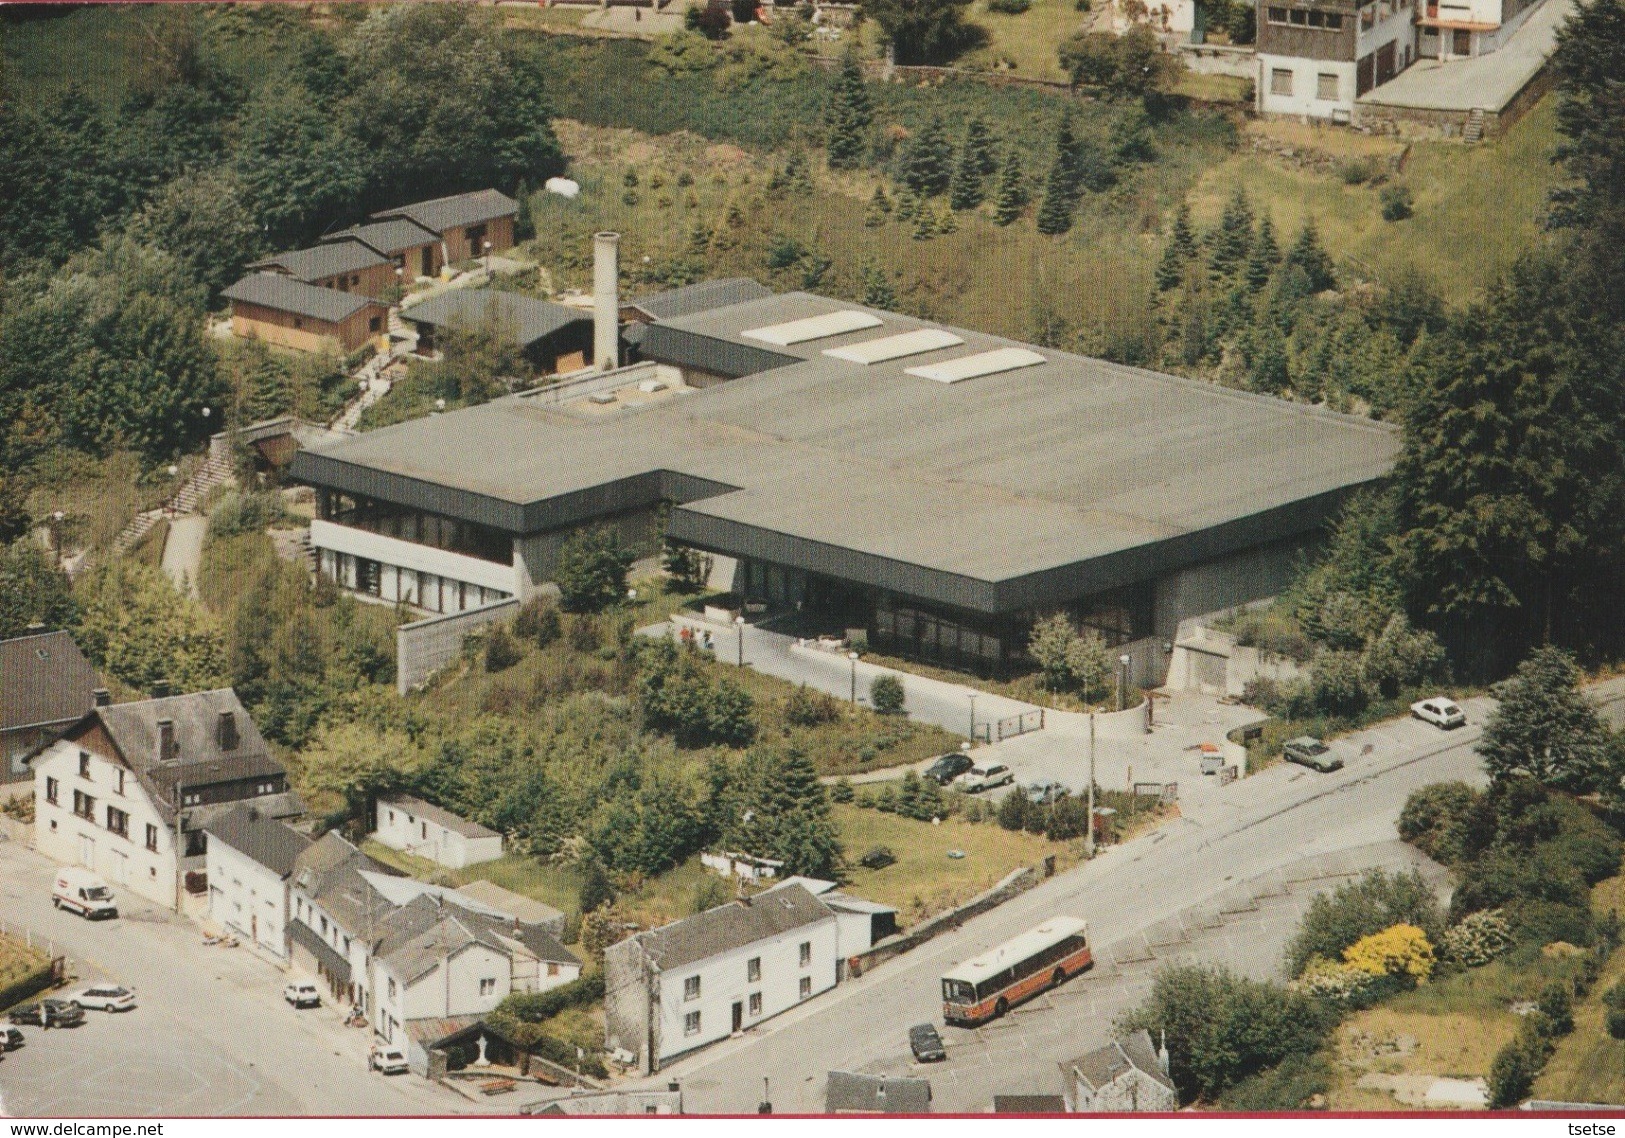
[156,717,176,764]
[593,231,620,372]
[216,709,239,752]
[92,688,111,707]
[151,678,171,699]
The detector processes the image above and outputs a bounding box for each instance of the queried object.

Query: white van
[53,868,118,919]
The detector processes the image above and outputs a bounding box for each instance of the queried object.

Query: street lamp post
[1086,710,1097,858]
[1117,653,1131,712]
[735,615,746,667]
[848,651,859,704]
[50,510,64,568]
[484,240,493,277]
[968,693,978,741]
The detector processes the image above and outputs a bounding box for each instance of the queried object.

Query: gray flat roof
[224,273,376,324]
[1358,0,1568,112]
[403,289,587,348]
[373,189,517,235]
[291,291,1399,611]
[628,278,774,320]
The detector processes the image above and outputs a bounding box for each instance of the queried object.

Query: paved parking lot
[0,841,478,1117]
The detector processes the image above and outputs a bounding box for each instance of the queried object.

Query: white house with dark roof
[204,803,312,960]
[1059,1030,1177,1112]
[604,881,838,1074]
[372,791,502,869]
[31,689,300,910]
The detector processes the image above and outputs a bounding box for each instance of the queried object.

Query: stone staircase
[110,451,236,557]
[329,343,406,434]
[1463,107,1486,144]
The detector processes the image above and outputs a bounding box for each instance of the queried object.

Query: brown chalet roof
[0,631,99,733]
[372,189,517,236]
[223,273,376,324]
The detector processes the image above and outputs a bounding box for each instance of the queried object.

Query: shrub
[1487,1028,1549,1108]
[997,787,1030,831]
[1309,649,1373,717]
[1380,184,1414,222]
[1285,869,1444,975]
[484,627,522,672]
[785,684,840,727]
[987,0,1032,11]
[870,674,906,714]
[1337,156,1380,184]
[1341,923,1435,984]
[693,876,730,913]
[1440,909,1513,966]
[1290,955,1374,1004]
[1607,1007,1625,1040]
[1220,1052,1334,1111]
[514,598,562,647]
[1398,782,1481,865]
[830,777,855,804]
[578,861,615,913]
[500,973,606,1023]
[206,489,291,539]
[1362,615,1446,697]
[1536,980,1575,1036]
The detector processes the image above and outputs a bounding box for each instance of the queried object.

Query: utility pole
[172,778,184,912]
[1085,712,1096,859]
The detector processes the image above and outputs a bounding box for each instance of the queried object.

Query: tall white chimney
[593,231,620,372]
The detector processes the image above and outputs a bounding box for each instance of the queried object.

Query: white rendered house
[373,792,503,869]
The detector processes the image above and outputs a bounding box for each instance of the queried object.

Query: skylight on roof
[740,310,882,346]
[821,328,964,364]
[904,347,1048,384]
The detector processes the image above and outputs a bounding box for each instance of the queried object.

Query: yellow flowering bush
[1342,923,1435,983]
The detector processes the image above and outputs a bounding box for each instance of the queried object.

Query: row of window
[75,751,129,796]
[1270,68,1343,99]
[682,980,814,1038]
[1266,5,1346,27]
[49,778,161,852]
[682,942,814,1002]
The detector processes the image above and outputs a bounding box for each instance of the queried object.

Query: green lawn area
[362,841,588,921]
[0,933,51,1009]
[1533,866,1625,1106]
[1189,94,1566,305]
[832,803,1076,923]
[957,0,1089,82]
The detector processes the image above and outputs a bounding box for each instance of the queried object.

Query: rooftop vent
[822,328,964,364]
[905,347,1047,384]
[740,310,882,346]
[588,391,617,406]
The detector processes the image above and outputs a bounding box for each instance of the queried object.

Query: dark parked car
[1282,737,1343,773]
[0,1027,24,1050]
[909,1022,947,1063]
[924,752,974,786]
[9,999,86,1028]
[859,846,897,870]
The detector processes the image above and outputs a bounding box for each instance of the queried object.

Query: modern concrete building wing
[290,277,1399,681]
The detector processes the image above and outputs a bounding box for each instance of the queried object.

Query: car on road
[370,1045,409,1075]
[66,984,136,1012]
[924,752,975,786]
[1411,697,1466,730]
[284,982,321,1009]
[955,763,1015,793]
[908,1023,946,1063]
[1025,780,1068,805]
[52,869,117,920]
[1282,737,1343,773]
[0,1027,24,1051]
[9,999,86,1028]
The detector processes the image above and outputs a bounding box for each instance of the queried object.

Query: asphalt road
[647,700,1498,1113]
[0,844,481,1118]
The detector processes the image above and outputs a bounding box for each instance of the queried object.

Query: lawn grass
[831,803,1076,922]
[361,841,589,921]
[1188,94,1565,305]
[957,0,1090,82]
[1534,944,1625,1106]
[1336,1008,1520,1081]
[0,934,50,994]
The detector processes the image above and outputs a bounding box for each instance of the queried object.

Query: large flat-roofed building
[289,274,1399,684]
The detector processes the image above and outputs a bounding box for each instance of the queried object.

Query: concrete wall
[603,937,649,1071]
[33,740,178,910]
[1152,535,1309,644]
[208,840,289,958]
[1259,53,1360,117]
[396,598,521,695]
[847,866,1039,977]
[514,506,664,592]
[1179,42,1256,76]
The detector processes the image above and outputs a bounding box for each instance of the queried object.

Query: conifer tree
[826,50,874,170]
[864,184,892,227]
[992,149,1026,226]
[895,187,920,221]
[1052,110,1081,198]
[949,138,984,210]
[861,261,897,308]
[912,202,939,240]
[963,116,998,175]
[900,116,952,197]
[1245,212,1281,291]
[514,180,535,242]
[1156,203,1198,291]
[1284,218,1338,292]
[1035,157,1075,236]
[1208,187,1254,280]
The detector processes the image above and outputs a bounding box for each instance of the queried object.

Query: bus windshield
[942,979,975,1002]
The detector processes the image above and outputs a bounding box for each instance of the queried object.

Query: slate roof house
[223,273,389,355]
[1059,1030,1178,1113]
[372,791,504,869]
[604,881,838,1074]
[249,239,396,299]
[325,218,444,281]
[372,189,519,266]
[1,630,102,786]
[290,261,1400,687]
[31,689,300,910]
[825,1072,933,1114]
[204,803,313,959]
[402,290,592,377]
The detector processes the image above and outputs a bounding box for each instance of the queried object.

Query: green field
[1190,97,1567,305]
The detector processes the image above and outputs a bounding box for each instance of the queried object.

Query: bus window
[943,979,975,1002]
